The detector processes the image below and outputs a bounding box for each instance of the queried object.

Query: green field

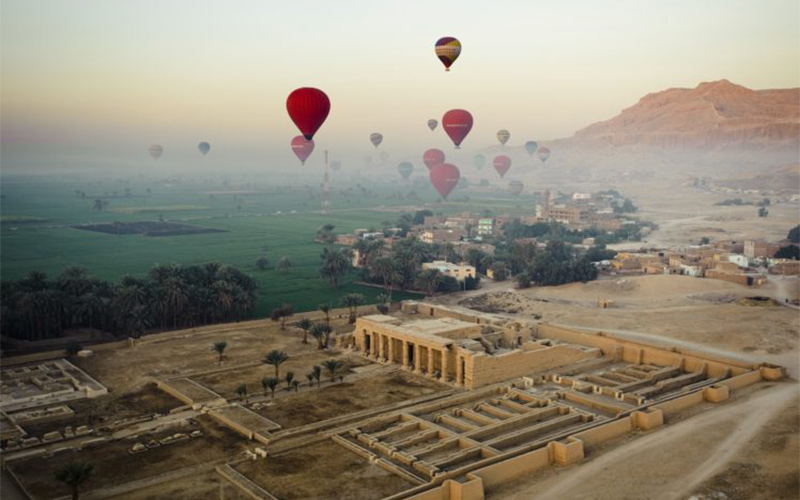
[0,175,536,316]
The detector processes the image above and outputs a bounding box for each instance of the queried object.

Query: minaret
[322,150,331,214]
[543,188,551,217]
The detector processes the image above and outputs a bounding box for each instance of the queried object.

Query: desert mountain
[570,80,799,150]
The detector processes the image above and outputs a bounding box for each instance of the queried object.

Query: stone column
[414,344,422,373]
[402,340,409,368]
[427,346,434,376]
[361,330,368,356]
[440,350,448,383]
[388,336,395,364]
[372,333,379,359]
[456,355,463,386]
[378,334,386,361]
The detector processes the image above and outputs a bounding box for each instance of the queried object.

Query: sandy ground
[109,471,245,500]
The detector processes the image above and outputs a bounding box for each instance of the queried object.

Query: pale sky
[2,0,798,173]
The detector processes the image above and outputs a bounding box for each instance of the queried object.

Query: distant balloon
[435,37,462,71]
[286,87,330,140]
[524,141,538,156]
[291,136,315,165]
[398,162,414,180]
[380,151,389,162]
[493,155,512,178]
[442,109,473,148]
[497,130,510,146]
[198,142,211,156]
[538,147,551,163]
[370,133,383,148]
[508,180,524,197]
[330,160,342,171]
[423,149,446,170]
[473,154,486,169]
[430,163,461,199]
[427,119,438,131]
[148,144,163,160]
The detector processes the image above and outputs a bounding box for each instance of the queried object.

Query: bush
[66,340,82,356]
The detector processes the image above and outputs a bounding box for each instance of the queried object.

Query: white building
[422,261,476,282]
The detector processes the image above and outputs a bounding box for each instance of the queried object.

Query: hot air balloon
[430,163,460,199]
[397,162,413,180]
[524,141,538,156]
[423,149,446,170]
[427,119,438,131]
[442,109,473,148]
[435,37,461,71]
[291,136,315,165]
[148,144,163,160]
[497,130,510,146]
[198,142,210,156]
[493,155,511,178]
[537,147,551,163]
[473,154,486,169]
[330,160,342,172]
[286,87,330,140]
[370,133,383,148]
[508,180,524,197]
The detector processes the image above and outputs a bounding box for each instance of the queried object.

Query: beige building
[420,228,463,245]
[421,261,476,281]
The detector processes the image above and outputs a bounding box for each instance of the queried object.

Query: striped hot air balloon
[370,133,383,148]
[435,37,461,71]
[497,130,510,146]
[397,162,414,180]
[538,147,551,163]
[427,119,438,131]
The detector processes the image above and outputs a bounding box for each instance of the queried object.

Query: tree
[306,372,316,387]
[66,340,83,357]
[758,206,769,218]
[264,350,289,379]
[415,269,444,296]
[622,199,637,213]
[285,371,294,390]
[92,199,104,212]
[55,461,93,500]
[323,359,343,383]
[255,255,270,271]
[296,317,313,344]
[788,225,800,244]
[291,380,300,392]
[276,256,292,273]
[310,322,332,349]
[235,383,248,401]
[312,365,322,387]
[490,261,508,281]
[699,237,710,245]
[262,377,279,398]
[340,293,364,324]
[212,341,227,365]
[775,245,800,260]
[271,303,293,329]
[318,303,331,327]
[319,247,352,287]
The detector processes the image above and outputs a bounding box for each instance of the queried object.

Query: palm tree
[415,269,444,296]
[318,247,352,287]
[235,383,248,401]
[323,359,343,383]
[309,323,331,350]
[55,461,93,500]
[318,303,331,327]
[291,380,300,392]
[276,256,292,273]
[296,317,313,344]
[263,350,289,379]
[375,293,390,314]
[312,365,322,387]
[340,293,365,324]
[255,255,270,271]
[212,341,227,365]
[285,371,294,390]
[263,377,279,398]
[92,199,104,211]
[306,372,316,387]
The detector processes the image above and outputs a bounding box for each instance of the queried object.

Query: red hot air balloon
[493,155,512,178]
[442,109,473,148]
[291,135,315,165]
[430,163,460,199]
[423,148,446,170]
[537,147,551,163]
[286,87,330,140]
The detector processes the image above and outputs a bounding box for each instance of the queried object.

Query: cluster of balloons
[147,142,211,160]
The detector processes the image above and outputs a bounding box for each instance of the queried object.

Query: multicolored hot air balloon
[497,130,510,146]
[423,148,446,170]
[148,144,163,160]
[430,163,460,199]
[198,142,210,156]
[291,135,315,165]
[397,162,414,180]
[286,87,330,140]
[537,147,551,163]
[524,141,538,156]
[435,37,461,71]
[508,180,524,197]
[427,119,438,131]
[493,155,511,178]
[330,160,342,172]
[370,133,383,148]
[473,154,486,169]
[442,109,473,149]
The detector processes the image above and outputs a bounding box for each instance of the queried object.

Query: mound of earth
[72,221,228,237]
[737,296,781,307]
[459,292,543,318]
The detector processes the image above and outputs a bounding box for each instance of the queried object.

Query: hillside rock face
[572,80,799,150]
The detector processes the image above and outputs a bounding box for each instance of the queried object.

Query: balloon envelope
[442,109,473,148]
[427,119,438,131]
[508,180,524,197]
[286,87,330,140]
[291,136,315,165]
[423,149,446,170]
[524,141,538,156]
[430,163,461,199]
[493,155,512,177]
[370,133,383,148]
[148,144,163,160]
[435,37,461,71]
[497,130,510,146]
[538,147,551,163]
[198,142,210,155]
[473,154,486,169]
[398,162,414,180]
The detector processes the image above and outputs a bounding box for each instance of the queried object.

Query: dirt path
[505,383,798,500]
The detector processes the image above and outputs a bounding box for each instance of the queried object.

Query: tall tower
[543,188,551,216]
[322,150,331,214]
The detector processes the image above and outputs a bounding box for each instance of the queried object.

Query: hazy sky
[2,0,798,172]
